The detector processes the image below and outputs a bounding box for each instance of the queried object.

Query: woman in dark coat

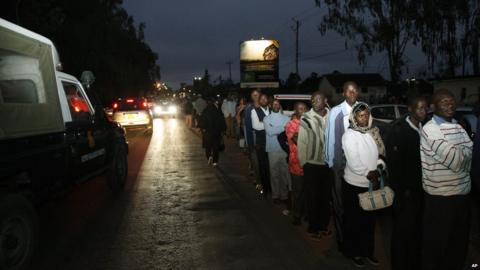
[199,99,226,166]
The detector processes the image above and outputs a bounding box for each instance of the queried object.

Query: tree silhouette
[315,0,419,83]
[416,0,479,76]
[1,0,160,103]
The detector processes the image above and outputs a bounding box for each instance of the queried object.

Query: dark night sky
[123,0,424,89]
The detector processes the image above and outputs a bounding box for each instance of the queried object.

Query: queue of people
[190,82,476,269]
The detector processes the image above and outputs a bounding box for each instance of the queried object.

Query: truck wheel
[108,144,128,193]
[0,194,37,270]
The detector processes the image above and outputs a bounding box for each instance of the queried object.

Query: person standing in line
[420,89,473,270]
[251,93,271,196]
[183,98,194,128]
[297,91,332,240]
[264,99,291,204]
[236,97,247,147]
[193,94,207,128]
[387,96,428,270]
[221,95,237,138]
[341,102,385,268]
[325,81,359,251]
[244,90,261,184]
[199,98,226,167]
[285,101,308,225]
[471,106,480,242]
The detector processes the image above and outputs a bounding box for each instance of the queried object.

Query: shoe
[310,231,327,242]
[207,156,213,165]
[319,229,333,238]
[365,256,380,266]
[352,257,366,268]
[212,163,218,167]
[309,230,332,242]
[307,227,318,235]
[282,209,290,216]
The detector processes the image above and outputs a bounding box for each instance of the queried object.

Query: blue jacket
[264,112,290,152]
[325,101,354,168]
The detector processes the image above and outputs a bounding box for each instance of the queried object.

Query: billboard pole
[292,19,301,75]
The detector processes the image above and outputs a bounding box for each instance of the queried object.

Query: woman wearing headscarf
[341,102,386,268]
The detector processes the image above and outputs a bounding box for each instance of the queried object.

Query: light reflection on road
[152,118,178,136]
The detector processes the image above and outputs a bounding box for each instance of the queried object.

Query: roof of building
[323,73,385,88]
[429,75,480,82]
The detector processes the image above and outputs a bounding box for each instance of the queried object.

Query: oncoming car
[112,97,153,131]
[152,100,178,118]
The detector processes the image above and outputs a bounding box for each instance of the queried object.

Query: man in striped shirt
[420,89,473,270]
[297,91,332,241]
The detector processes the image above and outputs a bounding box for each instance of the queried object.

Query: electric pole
[226,61,232,82]
[292,19,301,75]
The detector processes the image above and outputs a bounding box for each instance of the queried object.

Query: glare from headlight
[154,106,162,114]
[168,106,177,113]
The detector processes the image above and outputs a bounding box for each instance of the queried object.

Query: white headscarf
[349,102,385,156]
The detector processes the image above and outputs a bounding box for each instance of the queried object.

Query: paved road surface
[31,118,479,270]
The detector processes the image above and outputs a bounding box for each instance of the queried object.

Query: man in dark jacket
[244,89,261,183]
[199,98,226,166]
[386,96,428,270]
[251,93,271,195]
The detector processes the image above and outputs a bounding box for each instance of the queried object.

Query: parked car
[152,100,178,118]
[112,97,153,131]
[370,104,408,123]
[0,18,128,270]
[274,94,311,116]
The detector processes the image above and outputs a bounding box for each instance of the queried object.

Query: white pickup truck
[0,18,128,270]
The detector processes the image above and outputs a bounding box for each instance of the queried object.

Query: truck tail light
[142,101,147,108]
[113,103,118,109]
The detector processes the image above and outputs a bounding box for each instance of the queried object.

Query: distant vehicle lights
[168,105,177,113]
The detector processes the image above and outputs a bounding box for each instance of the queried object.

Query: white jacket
[342,129,384,188]
[221,100,236,117]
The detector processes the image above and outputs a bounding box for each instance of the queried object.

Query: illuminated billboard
[240,40,279,88]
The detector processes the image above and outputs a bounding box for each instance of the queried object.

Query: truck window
[62,82,92,121]
[0,50,46,104]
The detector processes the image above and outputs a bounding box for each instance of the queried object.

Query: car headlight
[154,106,162,114]
[168,105,177,113]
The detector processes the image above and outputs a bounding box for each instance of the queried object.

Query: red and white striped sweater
[420,115,473,196]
